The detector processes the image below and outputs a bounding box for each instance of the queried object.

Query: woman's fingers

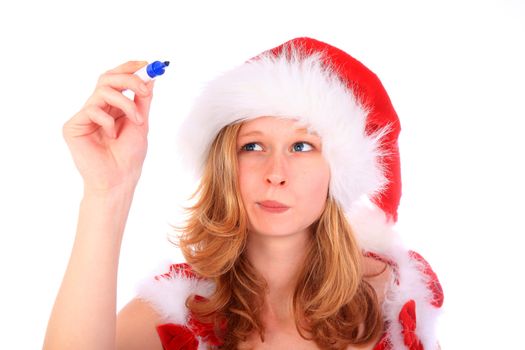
[64,105,117,140]
[96,73,151,97]
[84,105,117,139]
[86,86,143,124]
[134,80,155,130]
[64,60,157,143]
[105,60,148,75]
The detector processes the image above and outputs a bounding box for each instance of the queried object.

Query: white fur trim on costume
[348,198,443,350]
[134,260,215,325]
[175,43,392,214]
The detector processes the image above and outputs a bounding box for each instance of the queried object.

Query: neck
[245,229,312,320]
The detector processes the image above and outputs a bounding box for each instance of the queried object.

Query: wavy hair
[171,121,385,349]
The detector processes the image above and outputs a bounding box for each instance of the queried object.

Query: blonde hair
[171,121,384,349]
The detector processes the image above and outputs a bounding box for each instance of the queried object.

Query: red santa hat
[176,37,401,223]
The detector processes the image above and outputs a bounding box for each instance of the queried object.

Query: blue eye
[292,142,313,152]
[240,143,262,152]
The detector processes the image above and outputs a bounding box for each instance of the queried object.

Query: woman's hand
[62,61,155,193]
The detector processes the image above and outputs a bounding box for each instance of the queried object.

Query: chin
[253,229,292,237]
[248,222,308,238]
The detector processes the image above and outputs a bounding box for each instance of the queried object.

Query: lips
[258,200,289,208]
[257,200,290,214]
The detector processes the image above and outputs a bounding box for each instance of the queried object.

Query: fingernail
[136,112,144,124]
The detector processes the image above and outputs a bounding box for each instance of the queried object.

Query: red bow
[156,324,199,350]
[156,295,226,350]
[156,317,226,350]
[399,300,424,350]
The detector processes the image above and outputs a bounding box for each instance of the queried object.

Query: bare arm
[43,61,156,350]
[43,186,135,349]
[44,186,166,350]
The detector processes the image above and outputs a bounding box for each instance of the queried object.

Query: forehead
[238,116,319,137]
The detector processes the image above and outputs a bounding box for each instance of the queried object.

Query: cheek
[299,158,329,187]
[304,170,329,198]
[237,161,255,200]
[297,162,330,209]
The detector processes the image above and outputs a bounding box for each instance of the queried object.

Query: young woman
[43,37,443,350]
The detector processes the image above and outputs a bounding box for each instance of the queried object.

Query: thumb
[135,79,155,127]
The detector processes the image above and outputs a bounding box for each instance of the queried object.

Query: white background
[1,0,524,348]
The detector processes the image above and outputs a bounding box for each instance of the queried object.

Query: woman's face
[236,116,330,238]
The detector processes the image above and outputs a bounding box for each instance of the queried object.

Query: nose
[265,152,287,186]
[266,174,286,186]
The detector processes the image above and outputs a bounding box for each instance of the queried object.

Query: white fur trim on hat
[175,44,392,213]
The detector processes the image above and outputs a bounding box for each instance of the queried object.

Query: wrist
[83,181,138,199]
[79,184,137,241]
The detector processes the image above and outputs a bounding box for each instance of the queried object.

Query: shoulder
[362,253,393,306]
[133,262,222,348]
[116,297,164,350]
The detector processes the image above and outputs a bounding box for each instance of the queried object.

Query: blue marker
[124,60,169,99]
[134,60,170,82]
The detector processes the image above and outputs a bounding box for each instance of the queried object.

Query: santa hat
[176,37,402,223]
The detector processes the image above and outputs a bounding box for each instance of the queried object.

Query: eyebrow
[239,128,318,138]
